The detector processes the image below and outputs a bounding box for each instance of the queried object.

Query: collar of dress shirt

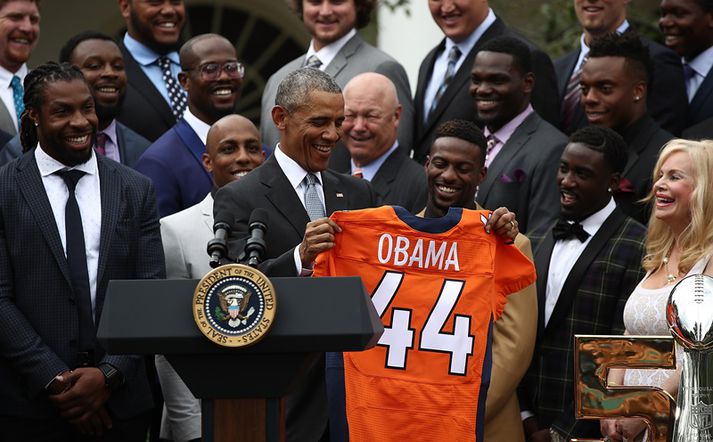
[576,20,629,71]
[484,104,533,146]
[101,119,118,147]
[351,141,399,182]
[445,8,496,62]
[686,45,713,77]
[36,143,98,177]
[0,63,27,88]
[305,28,357,70]
[182,108,211,145]
[274,144,323,191]
[123,32,180,66]
[575,197,616,237]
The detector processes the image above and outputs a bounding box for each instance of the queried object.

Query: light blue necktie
[428,45,462,118]
[11,76,23,125]
[304,173,325,221]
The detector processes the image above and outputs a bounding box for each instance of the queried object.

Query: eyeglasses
[184,61,245,80]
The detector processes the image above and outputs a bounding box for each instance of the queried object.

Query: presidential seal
[193,264,276,347]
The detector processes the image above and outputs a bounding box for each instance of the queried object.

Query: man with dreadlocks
[0,61,165,441]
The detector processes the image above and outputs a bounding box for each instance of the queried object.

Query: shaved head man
[341,72,427,212]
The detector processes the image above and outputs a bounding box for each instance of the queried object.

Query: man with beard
[469,36,566,234]
[0,0,39,136]
[135,33,243,217]
[0,31,152,167]
[0,62,164,441]
[519,126,646,442]
[116,0,186,142]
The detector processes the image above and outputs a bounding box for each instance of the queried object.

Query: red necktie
[95,132,107,156]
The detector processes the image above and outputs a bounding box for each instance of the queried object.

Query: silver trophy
[667,274,713,442]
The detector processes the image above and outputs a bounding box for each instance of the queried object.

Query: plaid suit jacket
[0,151,165,419]
[519,208,646,439]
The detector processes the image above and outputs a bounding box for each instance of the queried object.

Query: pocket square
[499,169,526,183]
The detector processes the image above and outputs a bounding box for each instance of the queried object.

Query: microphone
[208,209,233,268]
[244,208,269,268]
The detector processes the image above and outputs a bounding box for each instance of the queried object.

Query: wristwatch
[98,363,124,391]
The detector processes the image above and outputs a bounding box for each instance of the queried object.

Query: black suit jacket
[334,150,427,213]
[683,115,713,139]
[116,42,176,142]
[617,114,674,224]
[688,69,713,129]
[0,152,165,420]
[519,208,646,439]
[476,112,567,234]
[213,154,376,442]
[554,34,688,135]
[412,17,560,163]
[0,122,151,168]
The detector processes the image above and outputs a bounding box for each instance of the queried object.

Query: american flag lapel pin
[336,192,344,198]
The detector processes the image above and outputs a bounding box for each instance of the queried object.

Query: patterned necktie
[56,169,95,353]
[429,45,462,118]
[485,134,499,167]
[158,56,187,119]
[304,173,325,221]
[11,75,23,125]
[352,168,364,179]
[95,132,108,156]
[303,54,322,69]
[561,61,585,133]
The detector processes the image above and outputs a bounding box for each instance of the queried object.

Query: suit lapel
[262,156,310,237]
[556,51,579,98]
[16,153,73,288]
[370,152,400,201]
[544,208,627,337]
[200,193,214,234]
[415,44,442,137]
[325,34,362,79]
[120,43,175,128]
[533,229,555,337]
[95,157,120,314]
[322,170,348,215]
[689,71,713,123]
[477,112,537,201]
[621,117,655,177]
[174,119,211,181]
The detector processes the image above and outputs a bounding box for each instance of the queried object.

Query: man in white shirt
[519,126,646,441]
[0,0,39,135]
[660,0,713,129]
[260,0,413,156]
[135,33,244,217]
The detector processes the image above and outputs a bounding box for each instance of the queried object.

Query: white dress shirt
[36,146,102,315]
[274,145,326,274]
[544,198,616,326]
[350,141,399,181]
[0,63,28,132]
[684,45,713,102]
[182,108,210,145]
[304,28,357,71]
[422,9,497,122]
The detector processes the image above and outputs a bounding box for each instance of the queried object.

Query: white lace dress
[621,256,709,440]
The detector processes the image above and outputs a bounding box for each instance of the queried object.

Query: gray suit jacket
[0,151,165,420]
[0,121,151,168]
[476,111,567,234]
[155,193,213,441]
[260,33,413,153]
[0,97,16,136]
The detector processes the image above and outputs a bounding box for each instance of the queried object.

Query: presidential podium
[96,276,383,442]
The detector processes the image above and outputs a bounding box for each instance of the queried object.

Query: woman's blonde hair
[643,139,713,273]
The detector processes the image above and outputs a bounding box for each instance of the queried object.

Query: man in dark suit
[0,0,39,136]
[334,72,427,213]
[0,63,164,441]
[684,115,713,138]
[116,0,186,142]
[261,0,413,155]
[214,68,376,441]
[135,33,243,218]
[555,0,687,135]
[0,31,152,167]
[470,36,566,234]
[519,126,646,442]
[412,0,560,164]
[660,0,713,129]
[580,32,674,223]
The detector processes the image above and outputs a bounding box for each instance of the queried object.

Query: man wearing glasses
[135,33,245,217]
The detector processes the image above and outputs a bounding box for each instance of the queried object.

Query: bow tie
[552,219,590,242]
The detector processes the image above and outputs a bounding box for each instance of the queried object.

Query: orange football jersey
[313,206,536,442]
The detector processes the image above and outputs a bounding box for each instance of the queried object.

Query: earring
[33,121,38,127]
[607,187,612,192]
[634,96,641,101]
